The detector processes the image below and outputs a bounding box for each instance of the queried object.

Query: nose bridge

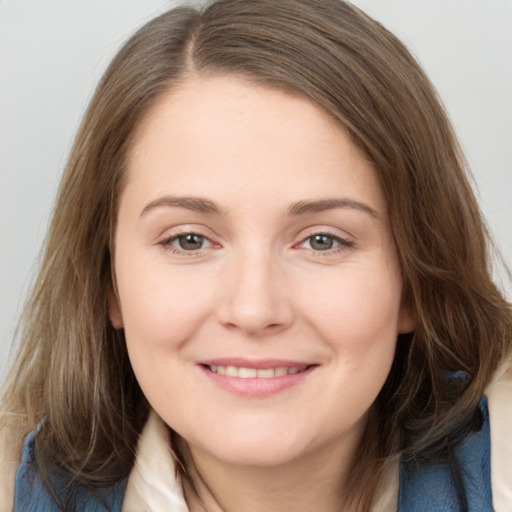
[218,240,293,335]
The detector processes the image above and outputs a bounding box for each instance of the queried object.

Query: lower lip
[199,365,316,397]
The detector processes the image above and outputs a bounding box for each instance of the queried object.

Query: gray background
[1,0,511,382]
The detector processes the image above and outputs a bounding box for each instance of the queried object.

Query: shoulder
[0,412,27,512]
[398,357,512,511]
[486,356,512,511]
[399,395,493,511]
[3,415,127,512]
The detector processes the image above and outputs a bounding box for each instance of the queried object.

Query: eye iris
[178,234,204,250]
[310,234,334,250]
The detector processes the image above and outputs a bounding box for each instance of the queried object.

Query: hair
[1,0,511,510]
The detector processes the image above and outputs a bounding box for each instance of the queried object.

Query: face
[111,76,414,470]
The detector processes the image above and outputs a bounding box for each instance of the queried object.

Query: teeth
[239,367,257,378]
[209,365,307,378]
[226,366,238,377]
[274,367,288,377]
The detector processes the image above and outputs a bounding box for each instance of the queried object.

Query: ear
[108,287,124,329]
[397,303,416,334]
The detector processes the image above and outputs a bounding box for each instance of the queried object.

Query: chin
[211,443,301,468]
[187,423,321,469]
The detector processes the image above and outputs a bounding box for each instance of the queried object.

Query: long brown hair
[2,0,511,510]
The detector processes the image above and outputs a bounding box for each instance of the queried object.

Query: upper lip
[198,358,315,369]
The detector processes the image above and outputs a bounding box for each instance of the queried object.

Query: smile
[199,360,317,397]
[207,365,309,378]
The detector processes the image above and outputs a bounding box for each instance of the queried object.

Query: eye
[159,232,213,252]
[306,234,337,251]
[175,233,208,250]
[299,233,353,252]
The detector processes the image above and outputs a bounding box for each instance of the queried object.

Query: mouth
[202,364,311,378]
[198,360,317,397]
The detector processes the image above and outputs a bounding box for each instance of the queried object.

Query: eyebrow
[287,198,379,218]
[141,196,226,216]
[140,195,378,219]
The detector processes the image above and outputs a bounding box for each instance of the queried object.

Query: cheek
[116,263,217,408]
[116,260,217,351]
[298,264,401,424]
[295,257,403,411]
[300,261,403,346]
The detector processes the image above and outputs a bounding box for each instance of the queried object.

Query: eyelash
[157,231,354,256]
[296,232,355,256]
[158,232,213,256]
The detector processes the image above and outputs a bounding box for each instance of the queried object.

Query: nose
[216,246,294,337]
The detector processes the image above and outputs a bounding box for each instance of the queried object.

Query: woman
[1,0,511,510]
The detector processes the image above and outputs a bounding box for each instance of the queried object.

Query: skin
[110,75,414,511]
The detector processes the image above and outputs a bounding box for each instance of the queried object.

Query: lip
[198,358,318,397]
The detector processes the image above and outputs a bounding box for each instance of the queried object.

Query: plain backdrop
[1,0,511,382]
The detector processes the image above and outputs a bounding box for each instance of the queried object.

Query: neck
[177,430,363,512]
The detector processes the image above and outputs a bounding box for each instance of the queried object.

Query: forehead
[123,75,386,215]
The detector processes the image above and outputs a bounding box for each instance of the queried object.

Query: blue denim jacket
[13,398,492,511]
